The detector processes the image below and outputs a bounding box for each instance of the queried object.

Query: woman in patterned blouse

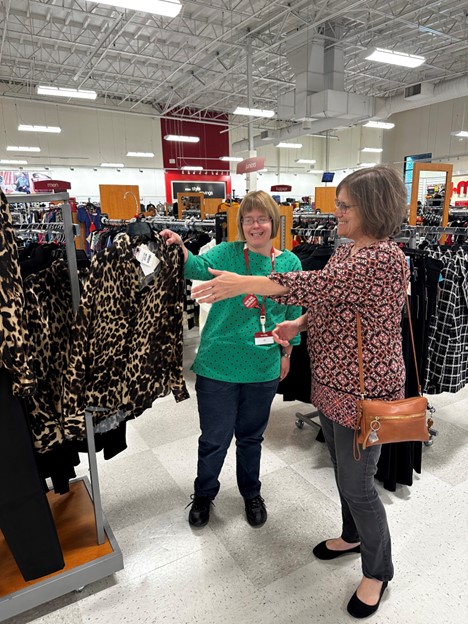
[191,166,409,619]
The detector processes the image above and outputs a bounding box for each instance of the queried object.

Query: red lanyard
[242,245,275,325]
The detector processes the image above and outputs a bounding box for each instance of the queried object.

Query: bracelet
[282,352,291,359]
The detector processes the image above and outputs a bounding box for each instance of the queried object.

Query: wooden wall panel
[99,184,140,219]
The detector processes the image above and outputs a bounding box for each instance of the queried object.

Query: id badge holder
[254,331,275,345]
[254,313,274,345]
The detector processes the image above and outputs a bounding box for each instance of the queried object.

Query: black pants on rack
[0,368,64,581]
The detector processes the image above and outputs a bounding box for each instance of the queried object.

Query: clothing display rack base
[0,477,123,622]
[295,409,321,430]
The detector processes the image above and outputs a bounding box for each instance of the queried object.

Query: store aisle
[4,328,468,624]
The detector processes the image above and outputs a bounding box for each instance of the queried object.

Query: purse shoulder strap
[356,253,422,397]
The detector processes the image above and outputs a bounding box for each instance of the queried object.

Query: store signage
[270,185,292,192]
[33,179,71,192]
[236,157,265,175]
[172,181,226,198]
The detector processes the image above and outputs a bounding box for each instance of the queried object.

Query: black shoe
[347,581,388,619]
[313,540,361,560]
[187,495,213,528]
[244,495,267,527]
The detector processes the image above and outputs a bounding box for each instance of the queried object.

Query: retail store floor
[6,328,468,624]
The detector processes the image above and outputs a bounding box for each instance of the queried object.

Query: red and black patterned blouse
[270,240,410,428]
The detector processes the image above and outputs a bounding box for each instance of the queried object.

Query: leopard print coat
[62,232,189,440]
[0,197,35,396]
[23,259,73,452]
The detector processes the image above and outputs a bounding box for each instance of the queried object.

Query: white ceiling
[1,0,468,134]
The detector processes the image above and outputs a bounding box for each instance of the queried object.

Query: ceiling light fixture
[220,156,243,162]
[181,166,203,170]
[233,107,275,118]
[451,131,468,138]
[358,162,377,167]
[363,121,395,129]
[276,142,302,149]
[258,168,268,173]
[365,47,425,68]
[18,124,61,133]
[94,1,182,17]
[37,85,97,100]
[7,146,41,152]
[296,159,316,164]
[164,134,199,143]
[306,133,339,140]
[100,162,125,167]
[308,169,324,174]
[361,147,383,153]
[126,151,155,157]
[0,159,28,164]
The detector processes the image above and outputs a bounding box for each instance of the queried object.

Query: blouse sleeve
[269,246,406,310]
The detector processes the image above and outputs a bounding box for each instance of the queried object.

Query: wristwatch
[282,351,291,359]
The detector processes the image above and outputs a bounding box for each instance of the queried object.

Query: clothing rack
[0,193,123,621]
[397,225,468,248]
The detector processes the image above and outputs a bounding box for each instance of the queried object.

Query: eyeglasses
[241,216,272,226]
[334,199,358,213]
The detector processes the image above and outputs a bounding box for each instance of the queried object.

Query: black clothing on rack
[0,368,65,581]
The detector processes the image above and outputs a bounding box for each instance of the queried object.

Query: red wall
[161,111,231,173]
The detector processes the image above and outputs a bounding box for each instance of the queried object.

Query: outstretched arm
[191,268,289,303]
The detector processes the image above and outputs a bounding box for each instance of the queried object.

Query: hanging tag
[254,331,275,345]
[135,244,160,276]
[243,294,259,309]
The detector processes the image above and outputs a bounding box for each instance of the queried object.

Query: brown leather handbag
[354,257,431,460]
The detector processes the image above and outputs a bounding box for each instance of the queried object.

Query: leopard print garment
[0,197,35,396]
[23,260,73,452]
[63,232,189,440]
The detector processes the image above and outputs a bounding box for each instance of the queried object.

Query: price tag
[135,244,160,276]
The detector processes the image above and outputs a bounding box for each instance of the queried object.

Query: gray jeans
[318,412,394,582]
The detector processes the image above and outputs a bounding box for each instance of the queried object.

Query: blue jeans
[319,411,394,582]
[194,375,279,500]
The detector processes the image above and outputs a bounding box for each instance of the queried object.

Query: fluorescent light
[181,166,203,171]
[307,133,339,139]
[220,156,243,162]
[7,146,41,152]
[296,159,316,164]
[233,107,275,118]
[451,131,468,138]
[258,168,268,173]
[363,121,395,129]
[100,162,125,167]
[0,159,28,164]
[276,142,302,149]
[164,134,199,143]
[18,124,61,133]
[126,151,154,157]
[37,85,97,100]
[95,0,182,17]
[365,47,425,68]
[361,147,383,153]
[309,169,324,174]
[358,162,377,167]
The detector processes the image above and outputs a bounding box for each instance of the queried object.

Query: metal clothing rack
[0,193,123,621]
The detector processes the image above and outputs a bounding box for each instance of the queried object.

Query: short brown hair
[237,191,280,240]
[336,165,408,239]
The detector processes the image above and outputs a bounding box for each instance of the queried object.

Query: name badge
[254,331,275,346]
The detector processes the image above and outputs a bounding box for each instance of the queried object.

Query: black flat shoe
[347,581,388,619]
[312,540,361,560]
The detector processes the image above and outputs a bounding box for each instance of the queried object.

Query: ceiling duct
[233,24,372,152]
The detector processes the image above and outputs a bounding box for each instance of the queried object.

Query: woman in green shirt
[161,191,301,529]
